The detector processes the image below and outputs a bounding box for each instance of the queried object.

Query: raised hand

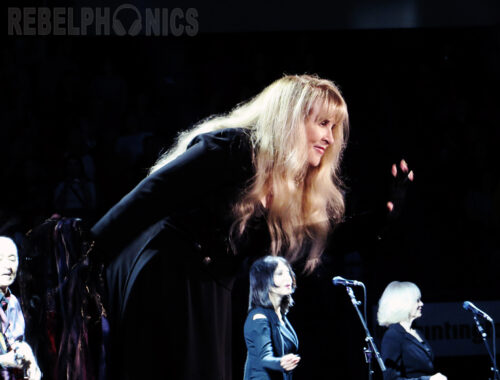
[387,159,414,214]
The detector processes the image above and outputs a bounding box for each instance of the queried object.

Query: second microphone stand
[472,315,499,380]
[344,285,386,380]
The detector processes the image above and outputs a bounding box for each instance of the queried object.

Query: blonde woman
[377,281,447,380]
[91,74,412,380]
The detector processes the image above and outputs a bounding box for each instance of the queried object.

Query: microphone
[332,276,363,287]
[463,301,493,322]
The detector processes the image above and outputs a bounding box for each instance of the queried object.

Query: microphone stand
[344,285,386,380]
[472,315,499,380]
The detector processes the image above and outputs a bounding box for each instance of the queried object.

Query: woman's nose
[323,128,334,145]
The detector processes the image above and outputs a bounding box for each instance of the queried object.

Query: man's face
[0,239,18,290]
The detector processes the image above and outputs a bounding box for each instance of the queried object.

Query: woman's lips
[314,146,326,154]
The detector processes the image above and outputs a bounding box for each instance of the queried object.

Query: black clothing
[380,323,435,380]
[91,127,391,380]
[91,128,263,380]
[243,307,298,380]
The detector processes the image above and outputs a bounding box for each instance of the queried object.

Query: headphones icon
[113,4,142,36]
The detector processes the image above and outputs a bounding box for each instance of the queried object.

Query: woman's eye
[320,120,329,126]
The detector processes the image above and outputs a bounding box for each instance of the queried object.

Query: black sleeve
[244,317,283,372]
[329,162,414,255]
[329,205,388,254]
[90,129,252,261]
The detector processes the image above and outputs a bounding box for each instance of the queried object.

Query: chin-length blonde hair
[377,281,422,327]
[150,74,349,272]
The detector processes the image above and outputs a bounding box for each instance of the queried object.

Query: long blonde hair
[150,74,349,272]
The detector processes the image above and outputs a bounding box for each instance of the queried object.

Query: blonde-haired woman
[149,74,351,270]
[91,74,412,380]
[377,281,447,380]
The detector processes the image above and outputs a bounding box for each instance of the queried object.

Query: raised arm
[328,159,415,254]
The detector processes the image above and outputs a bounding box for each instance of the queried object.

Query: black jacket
[92,128,260,380]
[243,307,298,380]
[380,323,435,380]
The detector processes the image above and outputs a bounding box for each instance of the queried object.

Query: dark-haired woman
[244,256,300,380]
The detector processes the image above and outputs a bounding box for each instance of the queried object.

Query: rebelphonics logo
[7,4,199,36]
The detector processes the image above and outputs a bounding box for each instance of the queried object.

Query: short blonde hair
[377,281,421,326]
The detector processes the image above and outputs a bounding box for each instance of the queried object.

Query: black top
[244,307,299,380]
[380,323,435,380]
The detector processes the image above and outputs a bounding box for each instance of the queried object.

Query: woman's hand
[386,159,414,213]
[430,373,447,380]
[280,353,301,371]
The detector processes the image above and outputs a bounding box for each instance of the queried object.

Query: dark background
[2,1,500,379]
